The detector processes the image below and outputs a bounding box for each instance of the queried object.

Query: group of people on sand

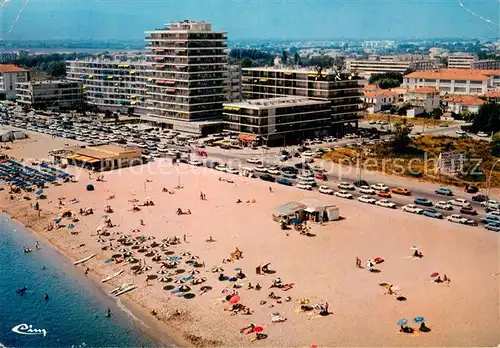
[176,208,192,215]
[400,322,431,334]
[162,187,175,194]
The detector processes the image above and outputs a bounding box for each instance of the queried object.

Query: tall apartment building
[242,67,364,136]
[403,69,500,95]
[66,59,149,114]
[345,55,435,78]
[0,64,29,99]
[471,59,500,70]
[143,20,227,134]
[447,53,477,69]
[227,65,242,102]
[16,80,83,110]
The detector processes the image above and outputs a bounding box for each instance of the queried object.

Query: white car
[267,168,280,175]
[359,185,376,194]
[435,201,453,210]
[402,204,424,214]
[371,183,389,192]
[358,195,376,204]
[481,200,500,210]
[247,158,261,164]
[447,214,477,226]
[456,129,466,135]
[448,198,471,208]
[215,165,227,172]
[338,182,355,190]
[254,165,267,173]
[302,151,314,157]
[335,190,353,199]
[226,168,239,175]
[188,159,203,166]
[375,199,397,209]
[318,185,334,195]
[477,131,489,138]
[296,183,312,190]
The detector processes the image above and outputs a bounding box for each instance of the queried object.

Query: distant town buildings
[223,97,332,146]
[227,65,243,102]
[0,52,19,63]
[471,59,500,70]
[66,59,149,114]
[345,55,436,78]
[0,64,29,100]
[403,69,500,95]
[143,20,227,135]
[447,53,477,69]
[16,80,83,110]
[361,40,396,49]
[241,66,364,136]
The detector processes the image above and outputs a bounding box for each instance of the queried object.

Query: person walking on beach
[183,234,187,242]
[356,257,362,268]
[35,241,40,249]
[269,186,273,193]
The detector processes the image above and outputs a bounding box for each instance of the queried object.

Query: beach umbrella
[414,317,425,323]
[119,248,128,252]
[55,217,63,223]
[157,269,168,274]
[189,270,200,275]
[67,224,75,229]
[397,318,408,327]
[158,277,172,283]
[36,189,44,195]
[229,295,240,304]
[174,278,186,284]
[200,286,212,292]
[211,267,223,273]
[410,245,419,250]
[253,326,264,333]
[430,272,439,278]
[181,252,191,256]
[189,255,199,260]
[234,267,242,271]
[179,285,191,292]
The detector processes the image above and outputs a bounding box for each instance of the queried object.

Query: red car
[198,151,208,157]
[315,173,327,181]
[460,206,478,215]
[377,191,392,198]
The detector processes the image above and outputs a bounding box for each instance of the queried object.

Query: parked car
[296,183,312,190]
[448,198,472,208]
[267,168,280,175]
[477,131,489,138]
[377,191,392,198]
[335,190,354,199]
[226,167,239,175]
[215,165,227,172]
[259,174,275,182]
[391,187,411,195]
[353,179,369,187]
[480,215,500,224]
[481,200,500,210]
[338,182,355,190]
[465,185,479,194]
[206,161,219,169]
[315,173,327,181]
[318,186,334,195]
[447,214,477,226]
[402,204,424,214]
[371,183,389,192]
[435,201,453,210]
[435,187,453,196]
[283,172,297,179]
[375,199,397,209]
[282,166,298,174]
[460,206,478,215]
[359,185,376,194]
[415,197,433,206]
[247,157,261,164]
[423,208,443,219]
[472,194,488,202]
[485,222,500,232]
[188,159,203,166]
[358,195,377,204]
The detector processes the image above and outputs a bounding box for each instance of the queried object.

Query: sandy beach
[1,134,499,347]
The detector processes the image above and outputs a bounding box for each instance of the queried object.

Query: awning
[156,80,166,84]
[259,78,268,82]
[147,78,153,82]
[237,134,256,142]
[153,56,164,61]
[304,207,316,213]
[67,154,80,160]
[154,64,165,68]
[107,76,114,79]
[130,70,136,74]
[224,106,240,111]
[284,72,292,75]
[163,87,176,92]
[164,80,176,84]
[88,74,94,78]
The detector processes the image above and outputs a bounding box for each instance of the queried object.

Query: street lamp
[485,158,500,211]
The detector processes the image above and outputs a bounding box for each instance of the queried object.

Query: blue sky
[1,0,499,40]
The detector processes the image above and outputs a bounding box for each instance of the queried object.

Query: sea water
[0,214,158,347]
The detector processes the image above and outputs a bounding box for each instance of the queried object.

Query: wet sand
[1,135,499,347]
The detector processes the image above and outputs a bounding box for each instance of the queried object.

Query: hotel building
[223,97,332,146]
[16,80,83,110]
[143,20,227,134]
[66,59,149,114]
[0,64,29,100]
[403,69,500,95]
[242,67,364,136]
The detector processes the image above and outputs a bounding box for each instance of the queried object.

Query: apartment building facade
[471,59,500,70]
[403,87,440,113]
[223,97,331,146]
[16,80,83,110]
[0,64,29,99]
[143,21,227,134]
[66,59,149,114]
[242,67,364,136]
[403,69,500,95]
[345,56,435,78]
[447,54,477,69]
[227,64,242,102]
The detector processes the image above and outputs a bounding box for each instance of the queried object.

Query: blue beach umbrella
[414,316,425,323]
[67,224,75,229]
[397,318,408,326]
[36,189,44,195]
[234,267,242,271]
[55,217,62,223]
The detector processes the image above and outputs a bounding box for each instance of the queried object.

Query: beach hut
[271,201,306,222]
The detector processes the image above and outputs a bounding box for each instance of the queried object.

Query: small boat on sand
[74,253,96,265]
[102,269,124,283]
[110,283,137,297]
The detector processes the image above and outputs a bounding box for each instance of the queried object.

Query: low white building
[442,95,485,114]
[16,80,83,110]
[0,127,27,142]
[361,90,396,113]
[0,64,29,100]
[404,87,440,113]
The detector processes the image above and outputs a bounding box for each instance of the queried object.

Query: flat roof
[224,97,330,110]
[242,66,341,74]
[73,145,139,160]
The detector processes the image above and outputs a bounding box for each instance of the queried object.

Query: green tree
[281,50,288,65]
[241,58,253,68]
[391,119,412,153]
[369,72,403,88]
[492,132,500,157]
[471,103,500,133]
[293,52,300,65]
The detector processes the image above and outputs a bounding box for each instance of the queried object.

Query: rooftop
[404,69,500,81]
[0,64,28,73]
[484,90,500,98]
[224,97,330,110]
[408,87,439,94]
[364,90,396,98]
[443,95,485,106]
[242,66,343,75]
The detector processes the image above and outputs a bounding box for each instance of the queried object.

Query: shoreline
[0,210,188,348]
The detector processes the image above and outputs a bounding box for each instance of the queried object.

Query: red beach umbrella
[430,272,439,278]
[229,295,240,304]
[253,326,264,333]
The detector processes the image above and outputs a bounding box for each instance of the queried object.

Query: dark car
[460,206,478,215]
[465,185,479,194]
[283,172,297,179]
[353,179,369,187]
[294,163,311,170]
[277,178,293,186]
[206,161,219,169]
[423,208,443,219]
[282,166,298,174]
[415,197,433,207]
[472,194,488,202]
[259,174,275,182]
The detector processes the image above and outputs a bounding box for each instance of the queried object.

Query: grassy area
[365,113,456,128]
[324,134,500,189]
